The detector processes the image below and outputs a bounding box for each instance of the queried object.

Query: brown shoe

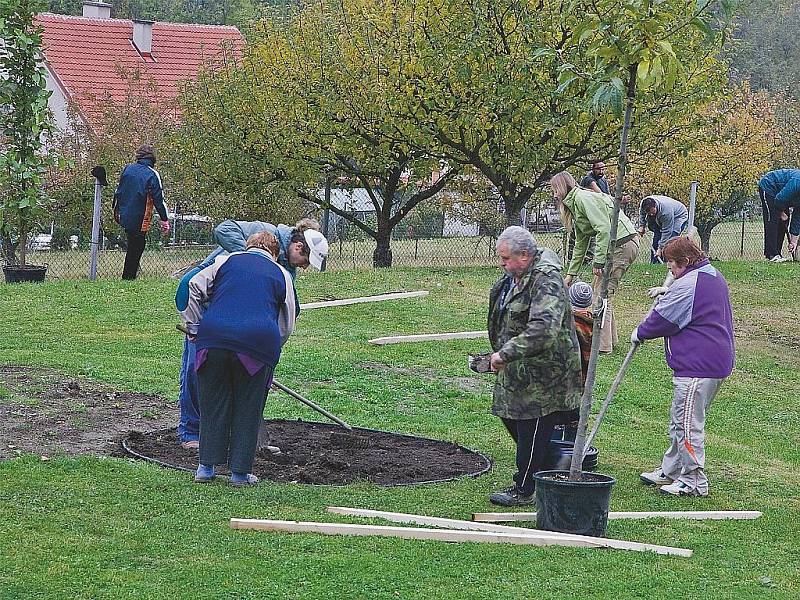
[180,440,199,451]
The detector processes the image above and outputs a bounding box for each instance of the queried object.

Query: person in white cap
[174,218,328,451]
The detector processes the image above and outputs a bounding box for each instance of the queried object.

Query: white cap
[304,229,329,270]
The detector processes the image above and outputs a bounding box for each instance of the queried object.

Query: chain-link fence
[9,188,777,281]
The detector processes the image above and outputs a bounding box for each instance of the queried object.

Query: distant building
[37,2,245,131]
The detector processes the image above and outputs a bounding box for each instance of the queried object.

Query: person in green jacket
[550,171,640,353]
[486,226,583,507]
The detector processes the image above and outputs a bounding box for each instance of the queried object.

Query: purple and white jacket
[637,259,735,379]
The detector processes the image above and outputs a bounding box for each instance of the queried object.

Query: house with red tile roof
[37,2,245,131]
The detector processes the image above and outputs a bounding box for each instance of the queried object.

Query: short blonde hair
[246,231,280,258]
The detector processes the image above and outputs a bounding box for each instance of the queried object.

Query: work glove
[630,328,642,345]
[648,286,670,298]
[160,220,171,235]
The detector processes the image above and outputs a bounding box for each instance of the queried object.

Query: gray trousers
[197,348,272,473]
[660,376,724,494]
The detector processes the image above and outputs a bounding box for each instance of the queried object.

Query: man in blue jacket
[113,144,170,279]
[758,169,800,261]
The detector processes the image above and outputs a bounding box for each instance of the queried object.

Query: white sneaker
[770,255,790,263]
[659,481,708,497]
[640,469,672,486]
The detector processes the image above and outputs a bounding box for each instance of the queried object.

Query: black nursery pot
[3,264,47,283]
[533,470,616,537]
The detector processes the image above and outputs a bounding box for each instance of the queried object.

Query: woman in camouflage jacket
[487,226,583,507]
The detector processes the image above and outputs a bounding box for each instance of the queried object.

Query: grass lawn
[0,262,798,599]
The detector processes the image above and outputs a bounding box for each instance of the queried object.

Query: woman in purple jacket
[631,237,735,497]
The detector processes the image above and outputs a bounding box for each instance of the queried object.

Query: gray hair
[496,226,537,256]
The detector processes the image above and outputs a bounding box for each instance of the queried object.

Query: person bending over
[550,170,640,353]
[174,218,328,450]
[181,232,297,486]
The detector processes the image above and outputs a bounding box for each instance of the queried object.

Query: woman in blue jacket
[180,232,297,486]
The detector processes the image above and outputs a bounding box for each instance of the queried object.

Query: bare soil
[0,365,176,460]
[0,365,491,485]
[123,420,491,486]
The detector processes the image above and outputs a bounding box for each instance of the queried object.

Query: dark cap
[135,144,156,162]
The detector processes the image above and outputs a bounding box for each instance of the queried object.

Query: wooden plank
[472,510,762,522]
[300,291,428,310]
[231,519,692,556]
[327,506,565,536]
[608,511,762,520]
[368,331,487,345]
[324,507,692,557]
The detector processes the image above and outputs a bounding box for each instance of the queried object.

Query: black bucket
[544,440,599,471]
[3,264,47,283]
[533,470,616,537]
[551,424,577,442]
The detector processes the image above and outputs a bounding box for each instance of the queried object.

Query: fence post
[740,209,746,257]
[171,201,178,245]
[687,181,698,236]
[88,166,107,281]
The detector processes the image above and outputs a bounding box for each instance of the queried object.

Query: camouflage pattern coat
[488,249,583,420]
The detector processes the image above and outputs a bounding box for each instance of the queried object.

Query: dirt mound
[123,420,491,486]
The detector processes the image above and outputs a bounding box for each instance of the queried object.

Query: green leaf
[637,60,650,82]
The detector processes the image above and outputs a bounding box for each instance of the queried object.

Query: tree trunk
[698,227,712,253]
[373,221,393,268]
[19,225,28,268]
[503,190,534,227]
[504,204,522,226]
[569,64,639,482]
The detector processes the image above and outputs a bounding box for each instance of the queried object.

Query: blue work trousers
[178,337,200,442]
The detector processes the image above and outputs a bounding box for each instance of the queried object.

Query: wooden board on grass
[300,291,428,310]
[230,518,690,556]
[472,510,762,522]
[324,507,692,557]
[368,331,487,345]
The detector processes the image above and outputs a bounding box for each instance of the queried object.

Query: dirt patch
[0,365,491,486]
[0,366,175,460]
[123,420,491,486]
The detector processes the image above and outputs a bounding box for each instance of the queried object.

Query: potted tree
[0,0,58,283]
[531,0,735,537]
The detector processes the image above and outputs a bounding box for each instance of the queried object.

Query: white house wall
[45,65,71,132]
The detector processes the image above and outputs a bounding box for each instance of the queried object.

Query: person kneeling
[181,232,296,486]
[632,237,734,497]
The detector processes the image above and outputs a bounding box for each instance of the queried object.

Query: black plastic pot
[3,264,47,283]
[533,469,616,537]
[551,423,577,442]
[544,440,599,471]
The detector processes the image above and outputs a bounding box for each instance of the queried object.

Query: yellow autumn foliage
[629,82,779,249]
